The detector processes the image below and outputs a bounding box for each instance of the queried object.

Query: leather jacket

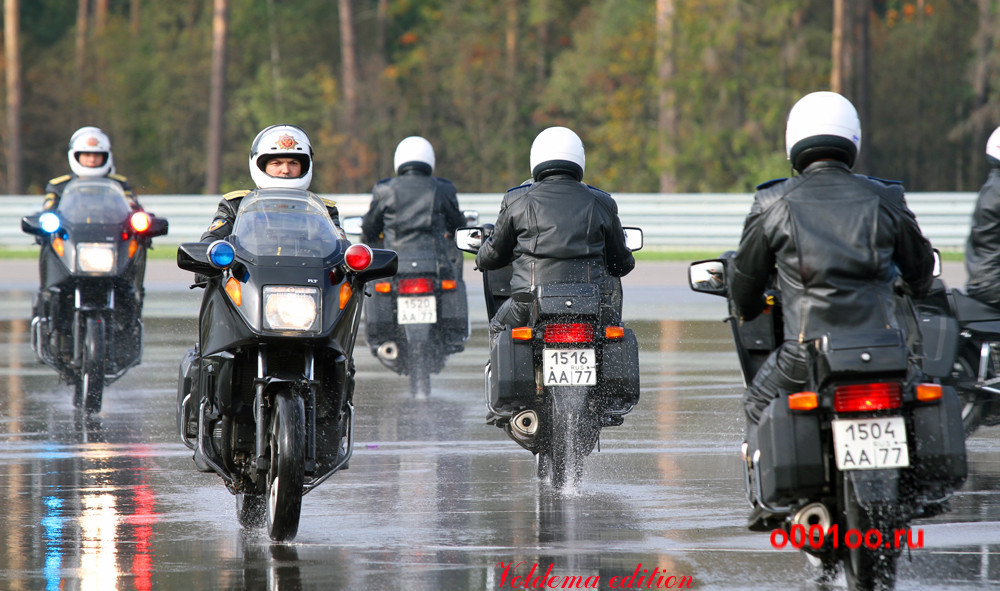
[43,173,137,211]
[476,174,635,294]
[965,168,1000,305]
[729,160,934,343]
[201,189,341,242]
[361,170,465,273]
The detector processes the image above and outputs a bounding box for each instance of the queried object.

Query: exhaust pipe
[792,502,832,532]
[510,410,539,446]
[376,342,399,362]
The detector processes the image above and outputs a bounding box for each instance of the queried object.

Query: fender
[848,469,900,508]
[403,322,433,343]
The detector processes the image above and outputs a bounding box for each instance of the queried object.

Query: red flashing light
[833,382,902,412]
[344,244,373,271]
[398,277,433,294]
[130,211,151,232]
[543,323,594,344]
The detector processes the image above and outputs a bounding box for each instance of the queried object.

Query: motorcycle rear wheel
[539,388,592,489]
[406,343,432,399]
[73,316,106,414]
[265,391,306,541]
[841,477,900,591]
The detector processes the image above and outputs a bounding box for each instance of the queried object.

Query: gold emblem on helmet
[276,134,298,150]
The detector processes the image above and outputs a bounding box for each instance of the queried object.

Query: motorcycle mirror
[463,210,480,226]
[623,227,644,251]
[932,248,941,278]
[688,259,728,295]
[177,241,224,277]
[341,216,363,236]
[21,213,48,236]
[455,227,483,253]
[148,215,169,238]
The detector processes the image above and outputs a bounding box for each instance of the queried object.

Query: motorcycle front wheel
[266,390,306,541]
[73,316,106,414]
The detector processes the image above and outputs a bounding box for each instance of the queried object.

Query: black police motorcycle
[21,178,168,413]
[342,213,476,398]
[455,226,643,489]
[689,257,966,590]
[914,278,1000,436]
[175,189,397,541]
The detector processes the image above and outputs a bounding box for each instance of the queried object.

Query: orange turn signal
[787,391,819,411]
[605,326,625,339]
[128,238,138,259]
[916,383,943,402]
[441,279,457,290]
[339,283,353,309]
[511,327,533,341]
[225,277,242,306]
[374,282,391,293]
[52,236,65,257]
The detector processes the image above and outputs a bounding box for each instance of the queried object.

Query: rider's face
[265,157,303,178]
[77,152,106,168]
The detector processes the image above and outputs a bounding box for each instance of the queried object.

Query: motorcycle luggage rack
[303,402,354,495]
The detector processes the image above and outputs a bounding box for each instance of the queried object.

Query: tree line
[1,0,998,198]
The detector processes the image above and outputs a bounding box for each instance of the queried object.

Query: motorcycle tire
[953,343,984,437]
[236,493,265,528]
[265,390,306,541]
[73,316,106,414]
[540,387,591,489]
[407,343,432,400]
[840,476,901,591]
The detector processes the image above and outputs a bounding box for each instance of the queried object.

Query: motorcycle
[914,278,1000,436]
[454,225,643,489]
[688,257,967,590]
[343,212,477,398]
[21,178,168,413]
[175,189,397,541]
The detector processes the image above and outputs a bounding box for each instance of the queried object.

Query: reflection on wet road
[0,284,997,590]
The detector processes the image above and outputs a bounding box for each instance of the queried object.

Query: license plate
[543,348,596,386]
[832,417,909,470]
[397,296,436,324]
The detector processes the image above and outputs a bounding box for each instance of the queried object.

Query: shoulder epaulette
[321,197,338,209]
[107,173,128,182]
[755,178,788,190]
[866,175,903,185]
[585,184,611,198]
[224,189,251,200]
[48,174,71,185]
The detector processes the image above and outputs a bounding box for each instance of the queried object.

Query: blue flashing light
[39,212,61,234]
[208,240,235,268]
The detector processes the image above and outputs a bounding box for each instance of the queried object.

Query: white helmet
[785,91,862,173]
[986,126,1000,166]
[249,124,313,190]
[530,126,585,181]
[394,136,435,174]
[68,126,114,178]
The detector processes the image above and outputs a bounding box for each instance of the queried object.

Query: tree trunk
[853,0,871,174]
[205,0,228,195]
[505,0,518,180]
[656,0,677,193]
[95,0,108,33]
[76,0,88,95]
[130,0,140,36]
[339,0,357,132]
[5,0,21,194]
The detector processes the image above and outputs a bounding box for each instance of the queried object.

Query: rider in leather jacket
[476,126,635,333]
[964,126,1000,306]
[730,92,934,429]
[360,136,465,278]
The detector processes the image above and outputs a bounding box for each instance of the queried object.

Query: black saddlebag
[534,283,600,319]
[910,385,967,489]
[364,290,396,346]
[756,396,825,506]
[489,329,535,410]
[814,329,909,385]
[598,328,640,409]
[439,279,469,349]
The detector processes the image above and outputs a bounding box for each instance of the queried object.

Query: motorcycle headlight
[77,243,115,274]
[263,286,320,332]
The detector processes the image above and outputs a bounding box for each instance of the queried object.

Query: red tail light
[833,382,902,412]
[543,323,594,343]
[398,278,433,294]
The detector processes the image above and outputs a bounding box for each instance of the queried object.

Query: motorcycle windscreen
[230,189,344,261]
[58,179,132,225]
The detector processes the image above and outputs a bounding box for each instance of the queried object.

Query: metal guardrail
[0,191,978,250]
